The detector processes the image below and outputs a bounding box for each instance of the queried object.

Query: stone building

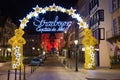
[69,0,118,68]
[0,16,17,57]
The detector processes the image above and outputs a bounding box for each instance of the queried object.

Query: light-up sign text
[33,16,72,32]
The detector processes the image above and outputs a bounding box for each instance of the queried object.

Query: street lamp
[74,40,78,45]
[74,40,78,72]
[32,47,35,50]
[37,48,40,55]
[32,47,35,56]
[37,48,40,51]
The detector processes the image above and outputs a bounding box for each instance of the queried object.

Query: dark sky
[0,0,78,26]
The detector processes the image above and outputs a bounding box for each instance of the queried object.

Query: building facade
[89,0,112,68]
[0,16,17,57]
[106,0,120,68]
[67,21,76,59]
[76,0,117,68]
[23,34,41,57]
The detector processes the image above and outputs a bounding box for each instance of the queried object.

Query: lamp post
[32,47,35,56]
[74,40,78,72]
[31,47,35,73]
[64,30,67,48]
[37,48,40,55]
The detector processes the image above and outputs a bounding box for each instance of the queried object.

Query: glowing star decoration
[19,18,28,28]
[82,28,98,69]
[33,5,39,11]
[67,7,76,15]
[8,28,26,69]
[49,4,58,11]
[8,4,98,70]
[80,21,85,27]
[19,3,89,30]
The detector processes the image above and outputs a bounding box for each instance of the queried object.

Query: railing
[7,66,26,80]
[7,65,39,80]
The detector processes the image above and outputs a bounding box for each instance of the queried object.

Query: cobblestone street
[26,54,87,80]
[0,54,120,80]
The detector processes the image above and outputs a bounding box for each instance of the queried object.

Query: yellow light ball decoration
[8,28,26,69]
[82,28,98,69]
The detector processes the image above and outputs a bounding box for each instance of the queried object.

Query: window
[89,0,99,11]
[89,10,103,27]
[119,0,120,7]
[112,0,118,11]
[112,19,117,36]
[94,0,99,5]
[118,16,120,26]
[118,17,120,34]
[94,11,99,23]
[93,29,99,40]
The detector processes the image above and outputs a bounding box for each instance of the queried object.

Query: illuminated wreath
[19,3,88,29]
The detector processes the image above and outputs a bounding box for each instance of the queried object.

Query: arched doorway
[8,4,98,70]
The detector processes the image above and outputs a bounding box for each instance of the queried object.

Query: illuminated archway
[8,4,98,69]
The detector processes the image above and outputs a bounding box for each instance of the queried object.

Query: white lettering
[33,16,72,32]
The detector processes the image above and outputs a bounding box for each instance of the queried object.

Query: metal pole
[31,66,32,74]
[15,69,17,80]
[19,66,21,80]
[75,46,78,72]
[24,65,26,80]
[7,70,10,80]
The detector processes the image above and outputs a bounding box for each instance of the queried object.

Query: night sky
[0,0,78,34]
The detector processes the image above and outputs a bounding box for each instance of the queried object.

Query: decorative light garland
[82,28,98,69]
[13,46,21,69]
[8,28,26,69]
[19,3,88,29]
[9,4,98,70]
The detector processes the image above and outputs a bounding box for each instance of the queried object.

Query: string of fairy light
[13,46,21,69]
[19,3,88,29]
